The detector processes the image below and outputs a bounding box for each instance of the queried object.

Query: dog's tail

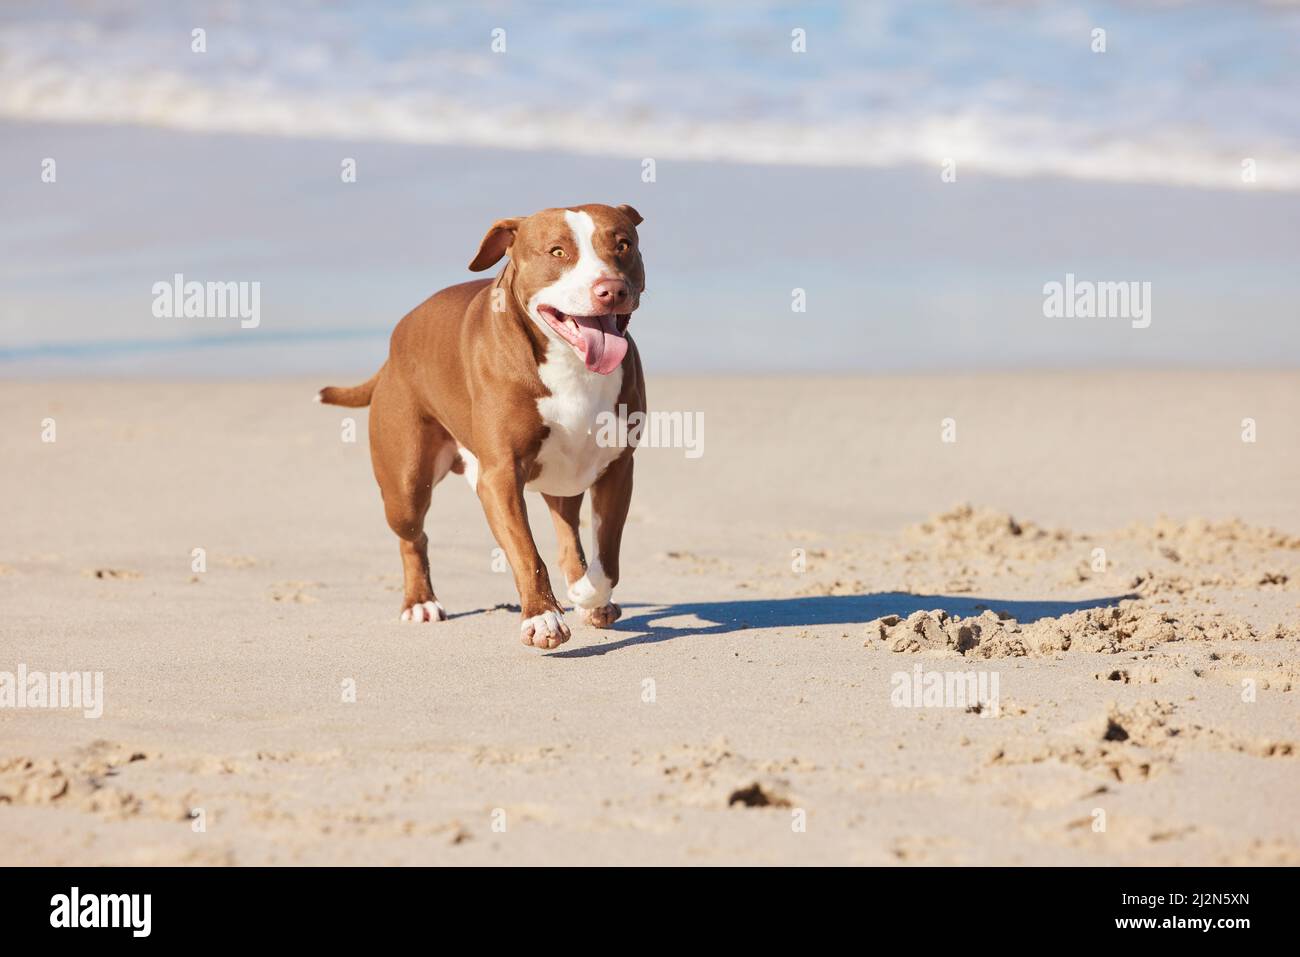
[316,367,381,407]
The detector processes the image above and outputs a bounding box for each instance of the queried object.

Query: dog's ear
[617,204,643,227]
[468,217,521,272]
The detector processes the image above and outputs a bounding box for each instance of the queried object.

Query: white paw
[567,563,612,610]
[401,600,447,623]
[520,609,570,649]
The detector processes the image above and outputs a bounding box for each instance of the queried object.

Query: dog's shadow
[541,591,1134,658]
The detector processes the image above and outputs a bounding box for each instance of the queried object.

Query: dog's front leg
[570,454,633,628]
[476,460,571,648]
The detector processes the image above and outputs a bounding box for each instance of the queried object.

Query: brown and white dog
[318,203,646,649]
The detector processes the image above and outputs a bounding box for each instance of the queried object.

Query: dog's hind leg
[543,492,587,600]
[570,454,633,628]
[368,375,458,622]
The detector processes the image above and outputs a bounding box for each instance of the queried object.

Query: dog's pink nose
[591,277,631,312]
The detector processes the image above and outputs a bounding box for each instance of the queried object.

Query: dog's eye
[549,246,566,258]
[615,240,631,254]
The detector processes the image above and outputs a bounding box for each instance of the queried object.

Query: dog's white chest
[528,341,626,497]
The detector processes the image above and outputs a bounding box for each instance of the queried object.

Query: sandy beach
[1,371,1296,865]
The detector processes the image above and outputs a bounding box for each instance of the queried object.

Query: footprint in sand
[270,581,322,603]
[84,568,143,580]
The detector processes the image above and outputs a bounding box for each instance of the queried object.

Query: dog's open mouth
[536,306,630,375]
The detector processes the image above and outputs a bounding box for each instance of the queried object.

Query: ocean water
[5,0,1299,188]
[1,1,1298,376]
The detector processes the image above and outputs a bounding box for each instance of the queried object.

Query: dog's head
[469,203,645,375]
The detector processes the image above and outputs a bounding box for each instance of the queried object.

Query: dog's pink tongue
[572,315,628,375]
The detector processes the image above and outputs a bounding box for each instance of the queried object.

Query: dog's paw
[520,609,570,649]
[400,600,447,623]
[579,603,621,628]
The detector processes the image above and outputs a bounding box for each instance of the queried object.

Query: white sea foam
[1,0,1298,190]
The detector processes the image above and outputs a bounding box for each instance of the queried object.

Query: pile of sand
[1123,516,1300,557]
[988,700,1295,785]
[889,504,1086,594]
[1121,517,1297,595]
[891,504,1298,595]
[0,744,188,822]
[865,505,1300,657]
[901,503,1076,563]
[638,739,800,810]
[866,602,1280,659]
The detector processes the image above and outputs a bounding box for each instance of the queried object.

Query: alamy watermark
[0,664,104,718]
[596,405,704,459]
[152,273,260,328]
[1042,273,1151,329]
[890,665,1000,715]
[50,887,150,937]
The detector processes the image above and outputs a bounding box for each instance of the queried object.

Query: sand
[1,371,1297,865]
